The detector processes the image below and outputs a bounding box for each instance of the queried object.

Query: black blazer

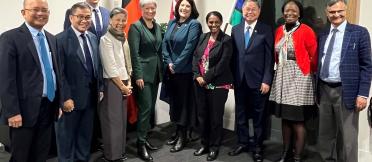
[231,21,274,88]
[192,31,233,86]
[0,24,62,126]
[56,27,103,110]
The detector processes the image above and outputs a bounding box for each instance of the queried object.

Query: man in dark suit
[63,0,110,39]
[317,1,372,162]
[0,0,62,161]
[229,0,274,162]
[55,2,103,162]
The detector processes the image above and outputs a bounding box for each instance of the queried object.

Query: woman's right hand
[121,85,132,96]
[196,77,206,87]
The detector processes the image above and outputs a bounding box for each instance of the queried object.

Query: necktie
[93,9,102,38]
[81,34,94,78]
[321,28,338,79]
[37,32,55,101]
[245,26,251,48]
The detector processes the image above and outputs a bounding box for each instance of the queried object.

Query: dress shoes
[166,135,178,145]
[207,151,219,161]
[193,146,209,156]
[100,156,127,162]
[228,145,245,156]
[252,151,263,162]
[170,136,185,152]
[145,140,160,150]
[137,142,153,162]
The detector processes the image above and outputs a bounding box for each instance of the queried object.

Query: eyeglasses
[72,15,92,21]
[24,8,50,14]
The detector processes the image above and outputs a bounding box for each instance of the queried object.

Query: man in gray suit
[55,2,103,161]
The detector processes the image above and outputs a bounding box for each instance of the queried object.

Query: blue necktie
[37,32,55,101]
[93,9,102,38]
[245,26,251,48]
[321,28,338,79]
[81,34,94,78]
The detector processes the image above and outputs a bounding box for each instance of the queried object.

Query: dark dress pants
[9,98,54,162]
[136,81,159,143]
[55,100,95,162]
[194,83,228,151]
[234,79,267,149]
[318,81,359,162]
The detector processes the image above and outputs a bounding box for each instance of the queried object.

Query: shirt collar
[331,20,347,33]
[25,22,45,37]
[71,25,88,38]
[88,4,100,12]
[245,20,257,30]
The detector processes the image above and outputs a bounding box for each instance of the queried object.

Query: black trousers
[9,98,54,162]
[234,80,268,148]
[194,84,228,151]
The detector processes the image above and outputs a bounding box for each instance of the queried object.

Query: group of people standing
[0,0,371,162]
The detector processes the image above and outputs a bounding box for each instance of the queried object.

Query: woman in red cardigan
[269,1,317,162]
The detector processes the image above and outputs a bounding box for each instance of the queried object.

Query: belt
[320,79,341,87]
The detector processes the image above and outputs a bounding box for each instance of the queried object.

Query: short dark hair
[70,2,91,15]
[281,0,304,20]
[327,0,347,7]
[243,0,261,9]
[206,11,223,23]
[174,0,199,20]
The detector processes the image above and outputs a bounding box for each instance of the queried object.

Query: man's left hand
[355,96,367,112]
[260,83,270,94]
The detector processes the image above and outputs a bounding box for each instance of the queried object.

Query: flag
[122,0,142,34]
[169,0,178,20]
[229,0,244,26]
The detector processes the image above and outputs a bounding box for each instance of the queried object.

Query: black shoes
[228,145,245,156]
[170,135,185,152]
[137,142,153,162]
[206,150,219,161]
[166,134,178,145]
[193,146,209,156]
[100,156,127,162]
[145,140,160,151]
[253,151,263,162]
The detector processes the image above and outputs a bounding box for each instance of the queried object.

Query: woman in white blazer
[98,8,132,162]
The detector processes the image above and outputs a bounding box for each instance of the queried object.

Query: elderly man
[317,0,372,162]
[0,0,62,161]
[229,0,274,162]
[55,2,103,162]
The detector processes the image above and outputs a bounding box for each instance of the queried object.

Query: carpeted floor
[0,123,322,162]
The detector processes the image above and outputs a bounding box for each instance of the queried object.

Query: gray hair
[243,0,261,9]
[70,2,91,15]
[327,0,347,7]
[140,0,157,8]
[110,7,128,18]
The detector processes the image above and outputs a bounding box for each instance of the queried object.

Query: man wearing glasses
[0,0,62,161]
[63,0,110,39]
[55,2,103,162]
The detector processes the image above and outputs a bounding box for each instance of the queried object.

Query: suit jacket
[128,19,163,83]
[162,18,202,73]
[0,23,62,126]
[317,23,372,109]
[63,6,110,38]
[231,21,274,88]
[192,31,233,86]
[57,27,103,110]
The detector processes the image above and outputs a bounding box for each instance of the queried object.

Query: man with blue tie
[0,0,62,161]
[317,1,372,162]
[63,0,110,39]
[55,2,103,161]
[229,1,274,162]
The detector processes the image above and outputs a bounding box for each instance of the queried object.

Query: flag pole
[224,0,239,33]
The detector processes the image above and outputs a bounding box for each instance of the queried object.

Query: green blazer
[128,18,163,84]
